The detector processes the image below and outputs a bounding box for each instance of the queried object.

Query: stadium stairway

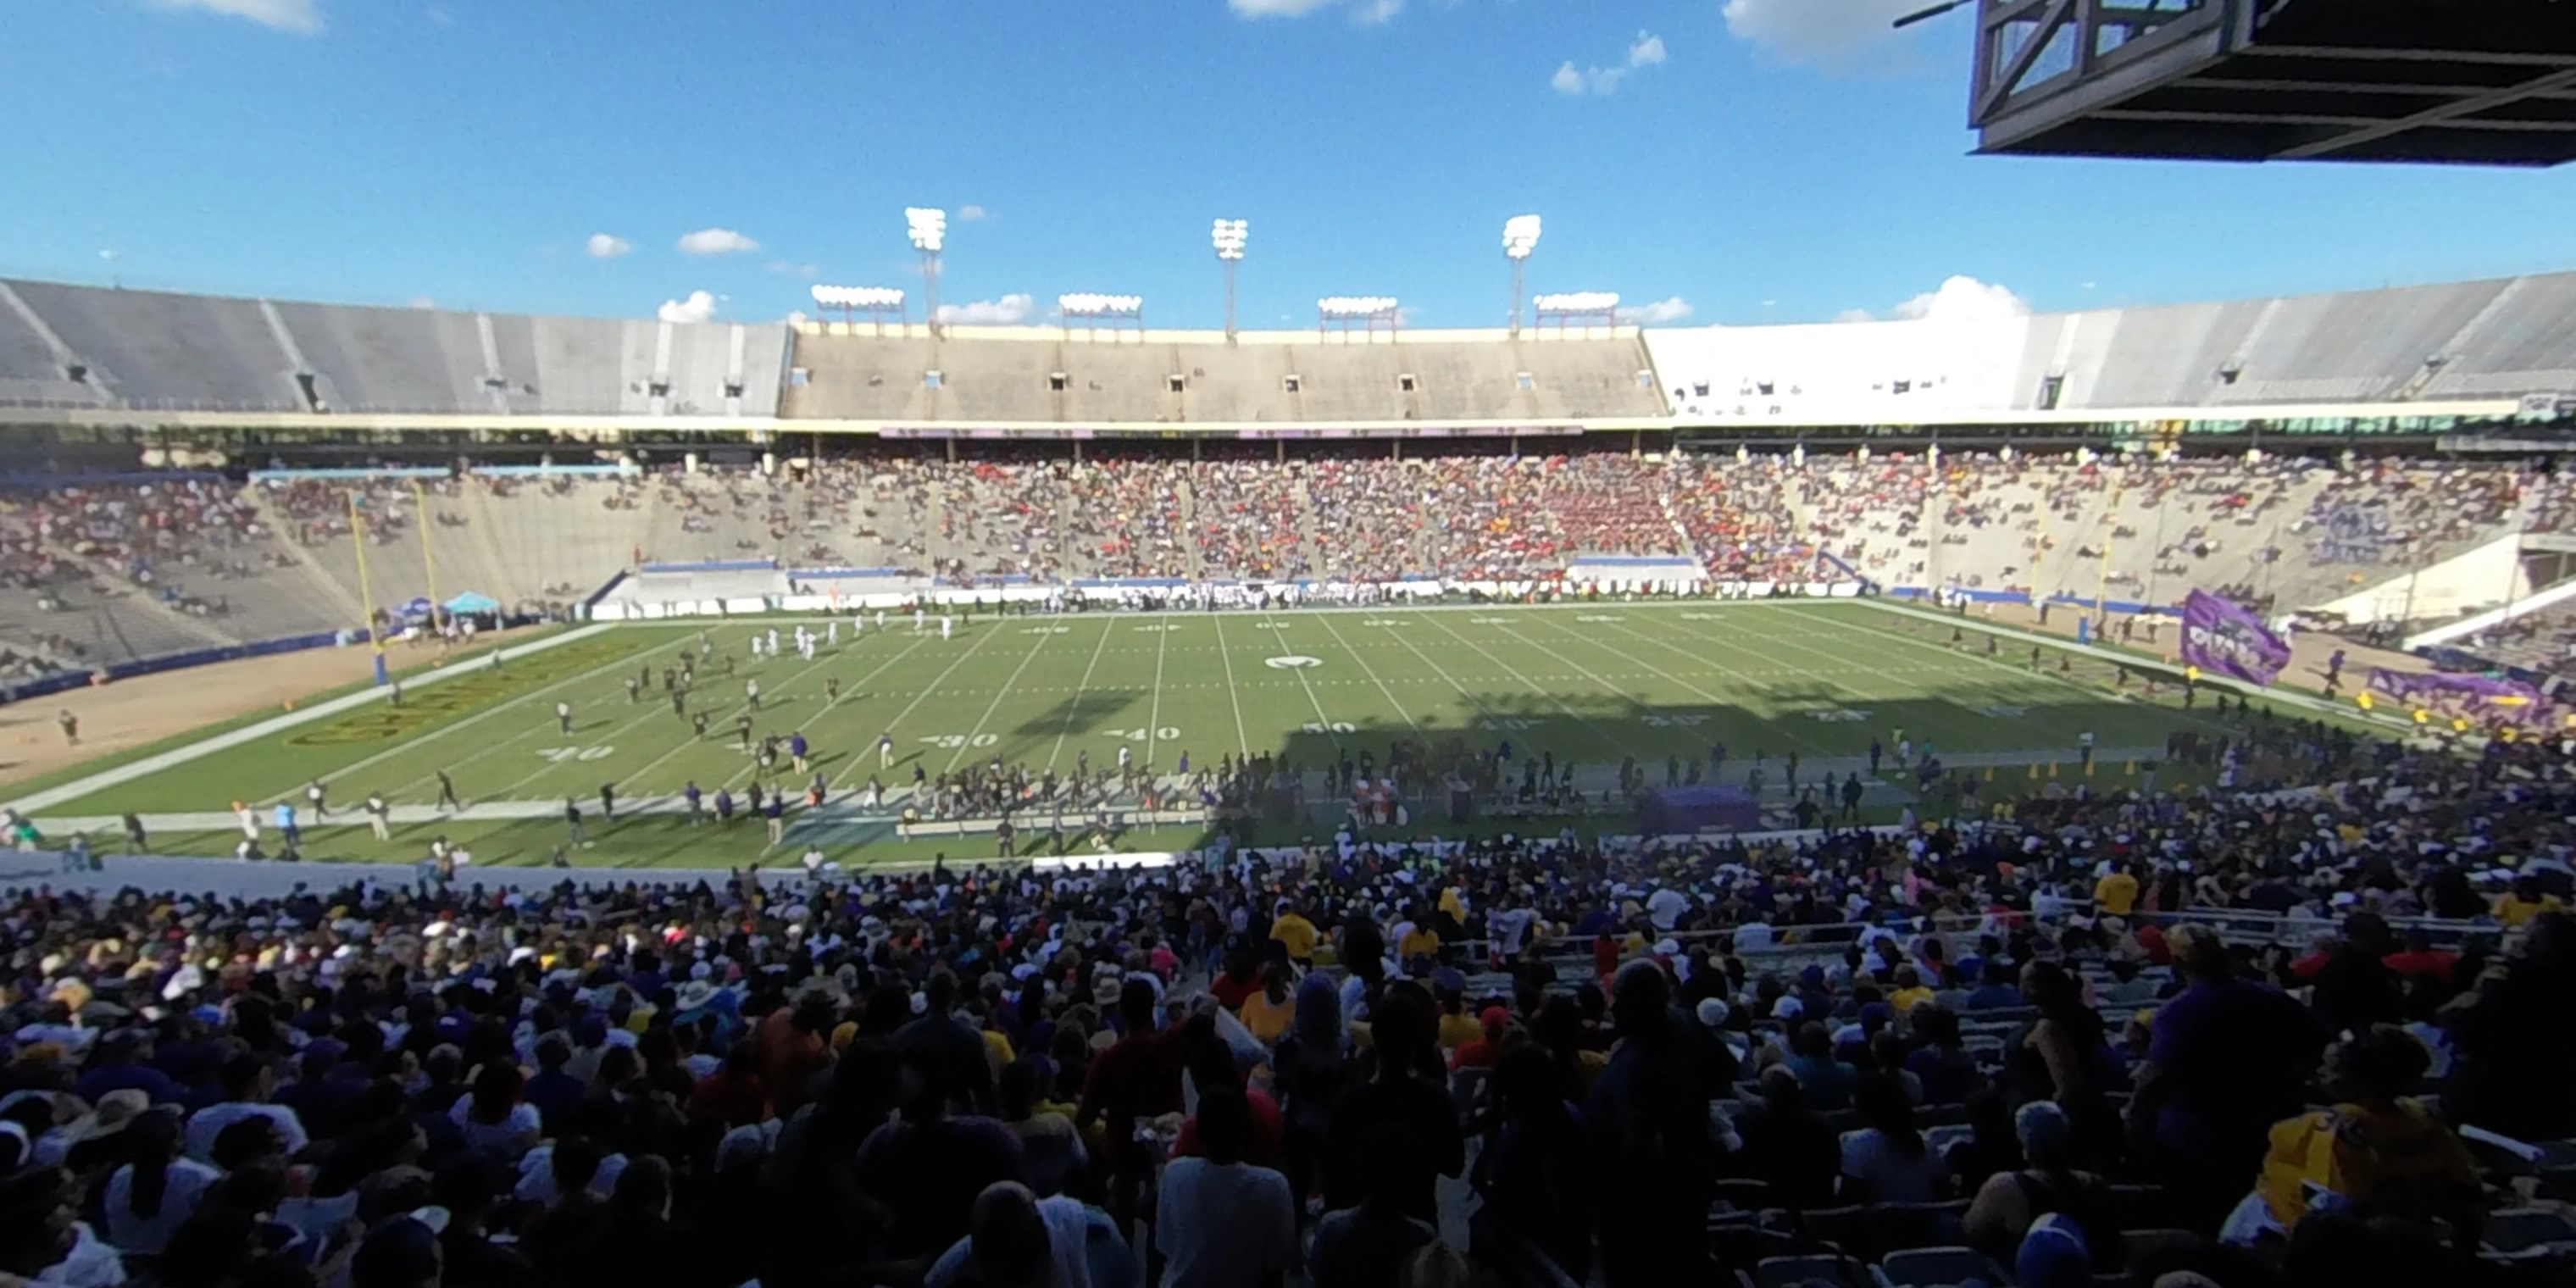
[1175,472,1208,580]
[1288,475,1330,578]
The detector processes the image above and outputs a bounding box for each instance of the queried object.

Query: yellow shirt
[981,1028,1016,1069]
[1239,989,1296,1043]
[2496,892,2562,928]
[2094,872,2140,916]
[1398,926,1441,960]
[1437,888,1466,922]
[1890,986,1937,1016]
[1436,1010,1481,1051]
[1272,913,1319,961]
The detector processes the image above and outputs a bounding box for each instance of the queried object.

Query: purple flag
[2179,590,2291,686]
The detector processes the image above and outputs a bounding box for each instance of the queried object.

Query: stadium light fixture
[1531,291,1620,336]
[906,207,947,336]
[1058,292,1146,339]
[809,284,908,331]
[1502,214,1542,336]
[1317,295,1401,339]
[1212,219,1248,342]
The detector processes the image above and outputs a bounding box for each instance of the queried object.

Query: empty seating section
[777,328,1659,423]
[269,302,490,413]
[1643,269,2576,417]
[0,280,789,418]
[0,286,101,408]
[6,281,299,410]
[781,333,939,419]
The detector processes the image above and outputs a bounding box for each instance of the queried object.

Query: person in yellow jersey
[2093,862,2140,918]
[1269,900,1319,967]
[2495,875,2563,929]
[1237,962,1296,1044]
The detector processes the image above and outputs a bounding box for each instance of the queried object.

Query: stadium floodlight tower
[1211,219,1248,343]
[905,207,947,336]
[1531,291,1620,337]
[808,284,908,334]
[1058,292,1146,341]
[1502,214,1541,336]
[1317,296,1402,341]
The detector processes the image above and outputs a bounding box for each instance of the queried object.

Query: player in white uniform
[746,678,761,710]
[827,620,838,646]
[750,633,763,658]
[913,608,924,633]
[874,610,886,630]
[941,615,952,640]
[766,628,780,656]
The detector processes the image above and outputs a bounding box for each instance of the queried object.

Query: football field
[17,600,2228,870]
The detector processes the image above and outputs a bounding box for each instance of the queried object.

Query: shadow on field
[1163,636,2257,854]
[1008,691,1145,740]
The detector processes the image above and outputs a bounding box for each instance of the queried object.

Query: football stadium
[9,3,2576,1288]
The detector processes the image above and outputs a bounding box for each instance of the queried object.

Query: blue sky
[3,0,2573,330]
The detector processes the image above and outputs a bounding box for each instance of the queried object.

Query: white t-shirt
[183,1102,308,1162]
[1488,908,1536,956]
[1646,888,1690,930]
[447,1097,541,1157]
[1153,1158,1296,1288]
[103,1158,221,1253]
[1735,922,1775,952]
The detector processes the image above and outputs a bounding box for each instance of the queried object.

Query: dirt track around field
[0,628,545,789]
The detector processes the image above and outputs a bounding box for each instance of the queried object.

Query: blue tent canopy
[442,591,501,613]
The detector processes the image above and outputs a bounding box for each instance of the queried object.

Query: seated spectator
[1965,1101,2114,1258]
[1840,1071,1947,1202]
[1902,1006,1985,1105]
[2229,1025,2482,1249]
[1728,1067,1840,1208]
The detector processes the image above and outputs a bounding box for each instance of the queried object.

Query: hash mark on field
[1046,617,1119,771]
[828,626,1008,792]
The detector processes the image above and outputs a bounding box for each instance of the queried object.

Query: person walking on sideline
[880,732,895,768]
[436,769,461,812]
[121,813,146,853]
[57,709,76,746]
[305,779,328,819]
[763,791,786,846]
[745,678,760,712]
[791,732,809,774]
[684,780,703,824]
[556,701,574,736]
[599,781,617,822]
[565,797,588,847]
[365,792,391,841]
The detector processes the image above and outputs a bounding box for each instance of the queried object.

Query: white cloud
[766,259,822,280]
[1353,0,1402,23]
[97,249,119,263]
[935,293,1036,326]
[1616,297,1692,325]
[785,310,809,326]
[1887,275,2031,322]
[958,204,988,221]
[1721,0,1924,64]
[1832,308,1877,324]
[1552,30,1666,96]
[585,232,632,259]
[657,290,717,325]
[406,296,437,310]
[676,227,760,255]
[147,0,321,32]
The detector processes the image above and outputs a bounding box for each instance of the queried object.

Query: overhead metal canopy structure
[1970,0,2576,165]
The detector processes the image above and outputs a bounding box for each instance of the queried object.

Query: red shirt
[1209,970,1262,1012]
[2383,949,2459,983]
[1170,1085,1285,1165]
[1451,1037,1506,1071]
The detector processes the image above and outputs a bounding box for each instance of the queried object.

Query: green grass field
[18,600,2238,870]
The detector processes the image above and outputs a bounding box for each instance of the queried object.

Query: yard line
[1211,613,1252,756]
[827,625,1011,792]
[1258,616,1341,751]
[942,621,1059,774]
[300,631,701,805]
[1518,614,1835,756]
[1046,617,1120,770]
[1378,625,1521,730]
[1145,613,1170,771]
[631,634,930,795]
[1417,614,1627,758]
[1313,613,1421,735]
